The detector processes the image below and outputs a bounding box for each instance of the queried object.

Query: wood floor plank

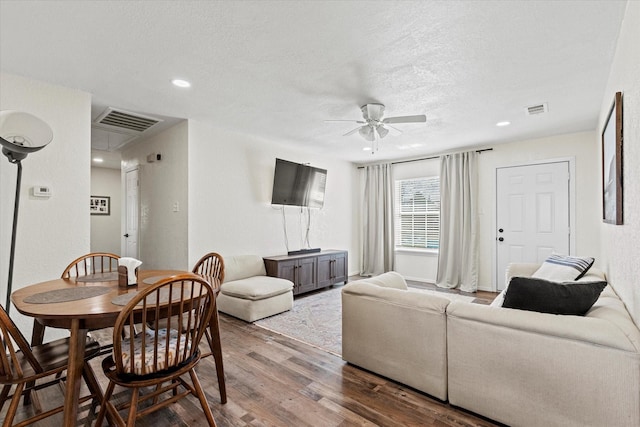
[4,311,500,427]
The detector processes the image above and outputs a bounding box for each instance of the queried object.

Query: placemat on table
[24,286,112,304]
[142,275,173,285]
[76,272,119,282]
[111,288,188,306]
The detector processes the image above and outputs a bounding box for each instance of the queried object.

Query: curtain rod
[357,147,493,169]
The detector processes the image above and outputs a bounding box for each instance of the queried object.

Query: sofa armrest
[342,282,450,313]
[357,271,409,290]
[505,262,540,283]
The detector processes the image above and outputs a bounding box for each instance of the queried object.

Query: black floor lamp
[0,111,53,314]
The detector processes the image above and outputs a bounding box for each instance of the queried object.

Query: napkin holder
[118,265,138,287]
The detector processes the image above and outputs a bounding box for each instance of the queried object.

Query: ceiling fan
[326,103,426,150]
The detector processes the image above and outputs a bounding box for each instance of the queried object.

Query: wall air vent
[525,103,548,116]
[93,108,162,133]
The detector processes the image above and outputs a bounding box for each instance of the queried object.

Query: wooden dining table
[11,269,226,426]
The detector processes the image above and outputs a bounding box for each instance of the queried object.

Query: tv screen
[271,158,327,208]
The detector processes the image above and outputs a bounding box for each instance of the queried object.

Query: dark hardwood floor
[6,283,501,427]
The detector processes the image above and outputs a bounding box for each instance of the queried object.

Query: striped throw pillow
[531,254,595,282]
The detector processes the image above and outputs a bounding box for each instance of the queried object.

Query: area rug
[254,284,477,357]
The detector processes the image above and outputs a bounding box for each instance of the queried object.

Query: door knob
[498,237,504,242]
[498,228,504,233]
[124,233,130,238]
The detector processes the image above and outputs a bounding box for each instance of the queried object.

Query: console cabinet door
[274,259,297,286]
[317,252,348,287]
[316,254,333,288]
[332,251,348,284]
[296,257,317,294]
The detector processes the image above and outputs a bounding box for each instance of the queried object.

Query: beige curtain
[361,163,395,276]
[436,151,478,292]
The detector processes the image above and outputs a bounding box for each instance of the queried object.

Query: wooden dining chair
[29,252,121,347]
[192,252,224,354]
[25,252,121,408]
[60,252,120,279]
[0,304,102,426]
[192,252,225,284]
[95,274,218,427]
[191,252,227,403]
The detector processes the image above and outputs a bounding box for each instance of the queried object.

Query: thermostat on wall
[32,186,52,198]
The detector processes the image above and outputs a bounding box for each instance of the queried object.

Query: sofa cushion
[531,254,595,281]
[502,276,607,315]
[223,255,267,282]
[220,276,293,301]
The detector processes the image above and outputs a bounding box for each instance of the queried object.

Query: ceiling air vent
[525,103,548,116]
[94,108,162,133]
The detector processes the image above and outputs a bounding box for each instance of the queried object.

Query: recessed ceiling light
[93,157,103,163]
[171,79,191,88]
[496,121,511,127]
[362,147,371,151]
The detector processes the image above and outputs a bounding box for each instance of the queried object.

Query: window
[395,177,440,250]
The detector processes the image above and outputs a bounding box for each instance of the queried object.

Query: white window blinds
[395,177,440,250]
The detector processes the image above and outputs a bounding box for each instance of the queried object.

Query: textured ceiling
[0,0,627,165]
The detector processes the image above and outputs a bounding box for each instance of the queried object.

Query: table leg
[30,319,46,346]
[64,319,87,426]
[208,309,227,404]
[24,319,47,405]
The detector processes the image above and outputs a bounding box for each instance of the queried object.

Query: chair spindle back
[61,252,120,278]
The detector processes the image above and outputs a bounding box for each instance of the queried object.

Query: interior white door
[124,168,139,258]
[496,161,570,290]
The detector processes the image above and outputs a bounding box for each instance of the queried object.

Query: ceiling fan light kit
[326,103,426,153]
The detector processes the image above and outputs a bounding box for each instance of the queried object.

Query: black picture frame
[601,91,623,225]
[90,195,110,216]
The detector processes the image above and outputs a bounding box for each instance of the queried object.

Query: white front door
[124,168,139,258]
[495,161,570,290]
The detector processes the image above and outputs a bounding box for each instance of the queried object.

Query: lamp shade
[0,111,53,155]
[376,125,389,139]
[359,125,375,142]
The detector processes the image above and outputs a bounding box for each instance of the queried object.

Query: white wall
[121,121,189,270]
[188,121,359,274]
[477,131,601,290]
[90,167,121,255]
[598,1,640,326]
[0,73,91,338]
[379,130,601,290]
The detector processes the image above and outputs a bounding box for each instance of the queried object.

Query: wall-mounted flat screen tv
[271,158,327,208]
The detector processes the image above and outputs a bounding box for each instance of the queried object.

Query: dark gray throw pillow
[502,276,607,316]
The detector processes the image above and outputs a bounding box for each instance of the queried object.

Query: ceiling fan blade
[324,119,366,124]
[343,126,362,136]
[382,114,426,124]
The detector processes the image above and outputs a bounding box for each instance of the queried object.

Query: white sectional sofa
[342,266,640,426]
[216,255,294,322]
[447,263,640,427]
[341,271,451,400]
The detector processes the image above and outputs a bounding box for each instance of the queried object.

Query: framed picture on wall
[601,91,623,225]
[90,195,110,216]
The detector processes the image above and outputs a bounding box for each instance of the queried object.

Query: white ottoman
[217,255,294,322]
